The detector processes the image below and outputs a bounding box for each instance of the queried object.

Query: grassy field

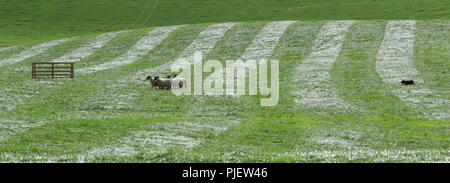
[0,1,448,162]
[1,0,449,46]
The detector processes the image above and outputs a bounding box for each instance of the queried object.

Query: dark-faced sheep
[155,76,171,90]
[146,76,158,89]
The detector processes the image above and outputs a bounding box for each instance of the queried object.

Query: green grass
[0,0,448,163]
[0,20,448,162]
[1,0,449,46]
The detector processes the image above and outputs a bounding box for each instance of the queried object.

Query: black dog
[401,80,415,85]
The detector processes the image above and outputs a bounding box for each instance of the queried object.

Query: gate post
[32,63,36,78]
[71,63,74,78]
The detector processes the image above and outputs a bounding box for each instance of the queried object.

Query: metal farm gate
[32,62,74,78]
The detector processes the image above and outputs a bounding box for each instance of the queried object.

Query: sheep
[148,74,187,90]
[172,74,187,88]
[155,76,171,90]
[146,75,158,89]
[166,75,178,89]
[401,80,415,85]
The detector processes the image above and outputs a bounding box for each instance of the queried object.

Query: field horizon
[1,0,449,46]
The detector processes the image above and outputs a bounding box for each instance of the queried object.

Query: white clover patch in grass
[0,30,142,114]
[227,21,295,97]
[307,128,369,150]
[0,118,42,141]
[77,25,183,74]
[80,118,239,161]
[51,31,125,63]
[293,21,354,111]
[0,21,448,163]
[241,21,296,61]
[88,23,237,111]
[273,148,449,163]
[0,46,16,53]
[11,31,123,71]
[0,38,71,68]
[130,22,238,82]
[0,80,68,113]
[376,20,450,119]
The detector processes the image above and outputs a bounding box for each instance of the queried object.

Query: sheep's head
[146,76,152,80]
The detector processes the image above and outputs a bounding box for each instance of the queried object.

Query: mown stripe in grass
[73,24,215,112]
[241,21,296,61]
[14,22,251,161]
[266,21,324,116]
[293,21,354,112]
[0,46,25,60]
[77,25,182,74]
[271,148,449,162]
[79,117,239,162]
[177,114,449,163]
[174,21,446,163]
[0,116,180,162]
[0,33,132,113]
[51,31,125,63]
[130,22,238,79]
[331,21,420,119]
[0,25,205,161]
[1,21,448,162]
[376,20,449,120]
[3,25,199,116]
[231,21,296,96]
[414,21,450,99]
[0,38,71,68]
[166,22,324,163]
[0,46,16,53]
[0,28,158,115]
[73,23,242,160]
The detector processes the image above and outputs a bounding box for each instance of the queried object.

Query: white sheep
[172,74,187,88]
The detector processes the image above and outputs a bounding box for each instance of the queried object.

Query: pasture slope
[0,0,448,162]
[0,20,448,162]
